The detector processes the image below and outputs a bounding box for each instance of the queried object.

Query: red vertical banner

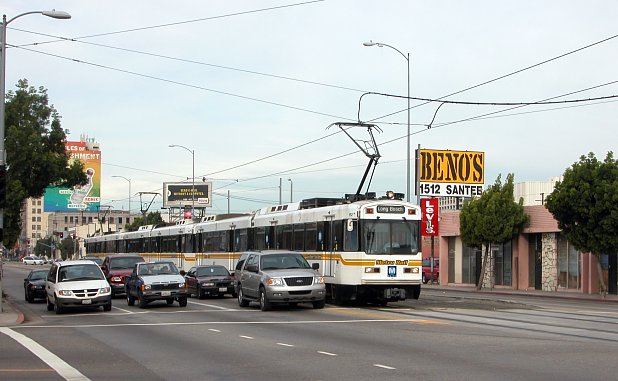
[421,198,439,236]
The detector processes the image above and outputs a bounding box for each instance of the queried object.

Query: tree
[3,79,87,247]
[459,173,529,290]
[125,212,165,232]
[545,152,618,293]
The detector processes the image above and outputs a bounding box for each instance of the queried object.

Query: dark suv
[236,251,326,311]
[101,254,145,297]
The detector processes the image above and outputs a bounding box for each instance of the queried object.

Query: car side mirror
[24,278,28,281]
[246,264,258,273]
[312,263,319,270]
[180,270,186,276]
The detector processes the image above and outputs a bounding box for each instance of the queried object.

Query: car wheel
[196,287,202,300]
[127,292,135,306]
[103,301,112,312]
[312,299,326,309]
[422,274,428,284]
[26,290,34,303]
[178,297,188,307]
[259,287,272,311]
[47,297,54,311]
[138,292,148,309]
[54,299,63,315]
[237,286,249,307]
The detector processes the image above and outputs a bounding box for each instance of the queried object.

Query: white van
[46,260,112,314]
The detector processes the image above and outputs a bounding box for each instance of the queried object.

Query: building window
[88,217,93,223]
[557,233,580,290]
[37,216,41,222]
[64,216,68,223]
[37,225,41,230]
[32,217,36,222]
[118,217,123,224]
[32,225,37,230]
[32,208,36,214]
[37,200,42,205]
[493,240,512,286]
[32,233,36,238]
[37,209,41,213]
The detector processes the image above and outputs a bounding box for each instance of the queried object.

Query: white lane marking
[188,300,231,310]
[239,335,254,340]
[112,306,132,313]
[276,342,295,347]
[20,318,444,329]
[44,308,258,319]
[0,327,91,381]
[374,364,396,370]
[317,351,338,356]
[208,329,221,332]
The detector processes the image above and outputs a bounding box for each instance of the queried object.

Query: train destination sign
[417,149,485,197]
[377,205,405,214]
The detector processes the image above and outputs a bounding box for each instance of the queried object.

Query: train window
[276,225,292,250]
[344,220,359,252]
[234,229,248,252]
[293,224,304,251]
[305,223,317,251]
[331,220,343,251]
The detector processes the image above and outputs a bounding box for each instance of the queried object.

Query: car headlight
[144,284,151,290]
[266,278,284,286]
[58,290,73,296]
[202,282,215,287]
[179,282,185,288]
[111,276,122,282]
[99,286,111,294]
[314,276,325,284]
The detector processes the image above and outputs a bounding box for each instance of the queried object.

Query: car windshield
[30,271,48,280]
[110,257,144,269]
[197,266,229,277]
[260,254,311,270]
[58,264,105,282]
[138,262,179,276]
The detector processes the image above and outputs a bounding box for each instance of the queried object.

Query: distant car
[125,261,189,308]
[45,260,112,314]
[81,257,103,266]
[422,258,439,284]
[184,265,236,299]
[24,269,49,302]
[100,254,145,297]
[236,251,326,311]
[23,256,44,265]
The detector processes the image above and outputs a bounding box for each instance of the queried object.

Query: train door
[321,218,334,278]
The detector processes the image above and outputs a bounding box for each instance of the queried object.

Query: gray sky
[4,0,617,214]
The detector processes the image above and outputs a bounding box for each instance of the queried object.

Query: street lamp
[363,40,411,202]
[287,178,293,203]
[168,144,195,219]
[0,10,70,312]
[112,175,131,215]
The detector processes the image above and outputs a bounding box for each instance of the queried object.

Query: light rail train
[85,194,422,304]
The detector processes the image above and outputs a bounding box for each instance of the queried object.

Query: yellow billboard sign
[417,149,484,197]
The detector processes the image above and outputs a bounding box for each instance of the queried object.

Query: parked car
[23,256,44,265]
[236,251,326,311]
[125,261,189,308]
[45,260,112,314]
[81,256,103,266]
[100,254,145,297]
[183,265,236,299]
[233,252,249,291]
[24,269,49,302]
[422,258,440,284]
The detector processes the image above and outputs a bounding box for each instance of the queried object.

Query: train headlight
[267,278,284,286]
[364,267,380,273]
[404,267,420,274]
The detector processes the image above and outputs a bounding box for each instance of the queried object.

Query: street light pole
[112,175,131,216]
[363,40,411,202]
[0,10,70,313]
[287,178,293,202]
[168,144,195,219]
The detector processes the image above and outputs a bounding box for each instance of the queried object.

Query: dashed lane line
[373,364,396,370]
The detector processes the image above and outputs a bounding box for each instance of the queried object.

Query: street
[2,262,618,381]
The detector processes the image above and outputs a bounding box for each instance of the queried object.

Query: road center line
[276,342,294,347]
[317,351,338,356]
[0,327,91,381]
[373,364,396,370]
[239,335,254,339]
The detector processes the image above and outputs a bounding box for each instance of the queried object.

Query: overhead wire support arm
[327,122,382,199]
[137,192,160,218]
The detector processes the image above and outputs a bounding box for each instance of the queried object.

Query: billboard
[421,198,439,236]
[163,182,212,208]
[416,149,484,197]
[44,141,101,212]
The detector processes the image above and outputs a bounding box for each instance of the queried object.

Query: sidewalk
[0,296,25,327]
[423,283,618,303]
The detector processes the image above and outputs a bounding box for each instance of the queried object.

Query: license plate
[161,291,171,296]
[82,299,92,305]
[218,287,227,292]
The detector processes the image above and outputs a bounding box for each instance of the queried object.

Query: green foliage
[125,212,165,232]
[3,79,88,247]
[460,173,529,249]
[545,152,618,256]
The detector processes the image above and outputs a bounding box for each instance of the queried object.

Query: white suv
[46,260,112,314]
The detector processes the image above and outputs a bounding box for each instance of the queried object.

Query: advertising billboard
[416,149,485,197]
[421,198,439,236]
[163,182,212,208]
[44,141,101,212]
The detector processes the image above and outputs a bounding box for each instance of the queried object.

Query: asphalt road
[2,262,617,381]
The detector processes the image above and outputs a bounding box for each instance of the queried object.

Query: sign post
[421,198,439,284]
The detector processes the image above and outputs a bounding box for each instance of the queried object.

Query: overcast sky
[4,0,617,214]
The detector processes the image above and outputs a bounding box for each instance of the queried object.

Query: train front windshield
[362,220,420,255]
